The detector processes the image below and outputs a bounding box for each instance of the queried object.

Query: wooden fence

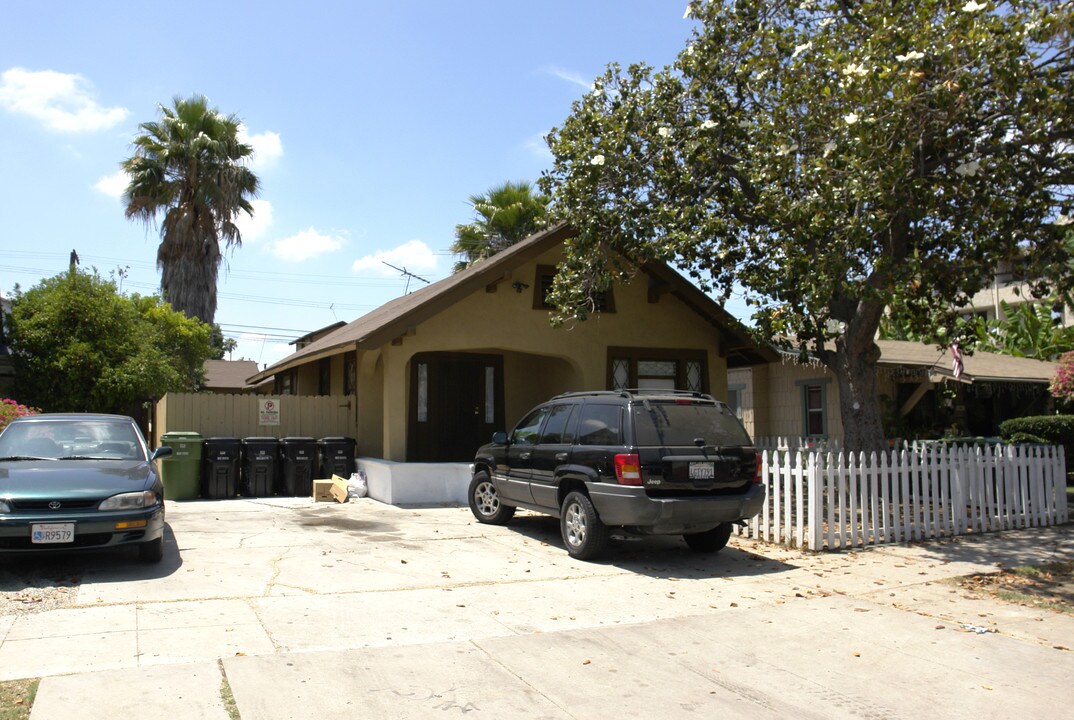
[736,443,1069,550]
[154,393,356,446]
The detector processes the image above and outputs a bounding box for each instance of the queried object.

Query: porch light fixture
[512,281,529,293]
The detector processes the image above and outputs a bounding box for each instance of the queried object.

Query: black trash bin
[279,437,317,496]
[202,437,241,499]
[318,436,357,479]
[241,437,279,497]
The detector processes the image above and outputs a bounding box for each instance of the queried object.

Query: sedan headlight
[0,499,10,513]
[99,491,158,511]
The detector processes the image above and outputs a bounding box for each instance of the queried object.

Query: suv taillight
[753,452,763,484]
[615,453,642,485]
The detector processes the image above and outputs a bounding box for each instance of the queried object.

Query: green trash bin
[160,431,204,500]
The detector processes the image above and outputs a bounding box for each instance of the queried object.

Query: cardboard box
[312,479,335,502]
[330,474,350,503]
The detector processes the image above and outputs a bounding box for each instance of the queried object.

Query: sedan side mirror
[151,446,173,461]
[492,431,509,445]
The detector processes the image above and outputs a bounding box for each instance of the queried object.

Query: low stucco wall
[357,457,472,506]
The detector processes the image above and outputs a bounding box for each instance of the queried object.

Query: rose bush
[0,398,39,433]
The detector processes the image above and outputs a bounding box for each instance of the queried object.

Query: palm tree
[451,181,551,273]
[123,95,260,324]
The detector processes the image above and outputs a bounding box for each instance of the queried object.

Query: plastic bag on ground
[348,471,368,498]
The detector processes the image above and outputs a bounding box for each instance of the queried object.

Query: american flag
[950,342,963,380]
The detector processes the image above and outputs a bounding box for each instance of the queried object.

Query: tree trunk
[826,332,886,454]
[815,292,889,454]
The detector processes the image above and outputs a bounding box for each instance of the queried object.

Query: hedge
[997,417,1074,483]
[998,415,1074,447]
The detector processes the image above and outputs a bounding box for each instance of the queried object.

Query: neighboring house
[729,339,1057,443]
[960,259,1073,326]
[202,360,271,395]
[246,223,776,462]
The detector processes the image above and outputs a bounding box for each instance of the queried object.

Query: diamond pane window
[686,361,702,392]
[612,359,630,389]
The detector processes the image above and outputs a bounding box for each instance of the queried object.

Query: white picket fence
[736,443,1069,550]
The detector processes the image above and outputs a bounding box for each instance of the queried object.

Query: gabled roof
[203,360,263,391]
[874,340,1056,384]
[247,223,775,384]
[290,321,346,347]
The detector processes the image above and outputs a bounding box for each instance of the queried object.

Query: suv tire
[560,491,609,560]
[468,471,516,525]
[683,523,733,553]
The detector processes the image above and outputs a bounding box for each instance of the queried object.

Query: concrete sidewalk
[4,498,1070,719]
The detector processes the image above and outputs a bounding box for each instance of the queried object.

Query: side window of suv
[576,404,622,446]
[539,404,576,445]
[512,406,549,445]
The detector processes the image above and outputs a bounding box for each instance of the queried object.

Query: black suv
[468,390,765,559]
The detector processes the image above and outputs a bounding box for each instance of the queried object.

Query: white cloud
[235,199,274,242]
[525,131,553,160]
[0,67,128,132]
[93,169,129,198]
[352,240,438,275]
[541,65,594,90]
[238,125,283,170]
[271,227,345,261]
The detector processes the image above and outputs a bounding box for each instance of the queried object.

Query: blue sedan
[0,414,172,563]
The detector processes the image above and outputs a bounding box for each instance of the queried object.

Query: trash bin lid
[281,436,315,443]
[162,431,203,443]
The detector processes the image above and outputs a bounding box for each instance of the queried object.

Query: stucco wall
[746,358,844,443]
[354,246,731,461]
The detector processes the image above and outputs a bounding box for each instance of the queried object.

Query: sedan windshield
[0,420,146,461]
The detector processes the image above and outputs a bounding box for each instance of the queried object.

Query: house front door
[408,353,504,462]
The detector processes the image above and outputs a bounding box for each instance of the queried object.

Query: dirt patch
[954,560,1074,614]
[0,560,81,617]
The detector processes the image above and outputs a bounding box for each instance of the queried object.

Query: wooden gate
[154,393,356,445]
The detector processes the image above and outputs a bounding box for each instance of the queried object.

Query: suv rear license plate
[689,462,715,480]
[31,523,75,544]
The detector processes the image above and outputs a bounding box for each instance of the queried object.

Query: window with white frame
[799,379,829,437]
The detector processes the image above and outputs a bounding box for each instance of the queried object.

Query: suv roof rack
[550,389,715,401]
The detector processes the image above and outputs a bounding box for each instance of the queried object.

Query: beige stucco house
[246,223,774,462]
[729,340,1057,444]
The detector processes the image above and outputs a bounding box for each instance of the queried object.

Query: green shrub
[1007,432,1049,445]
[998,415,1074,446]
[1000,417,1074,478]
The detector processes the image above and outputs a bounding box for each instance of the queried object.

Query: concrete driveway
[1,497,1071,719]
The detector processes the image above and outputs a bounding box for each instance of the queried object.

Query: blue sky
[1,1,719,368]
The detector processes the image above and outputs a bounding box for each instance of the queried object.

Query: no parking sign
[259,398,281,426]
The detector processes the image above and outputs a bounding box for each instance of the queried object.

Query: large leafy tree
[7,269,213,413]
[450,181,551,272]
[542,0,1073,452]
[123,95,260,324]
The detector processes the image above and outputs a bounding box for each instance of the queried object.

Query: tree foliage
[542,0,1073,451]
[450,181,551,273]
[882,298,1074,359]
[7,269,213,413]
[123,94,260,325]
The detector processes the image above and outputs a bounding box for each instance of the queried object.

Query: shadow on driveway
[0,524,184,593]
[495,513,799,580]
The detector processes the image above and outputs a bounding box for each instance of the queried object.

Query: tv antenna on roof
[382,262,430,294]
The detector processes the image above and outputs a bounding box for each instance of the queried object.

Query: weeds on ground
[0,679,38,720]
[956,560,1074,614]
